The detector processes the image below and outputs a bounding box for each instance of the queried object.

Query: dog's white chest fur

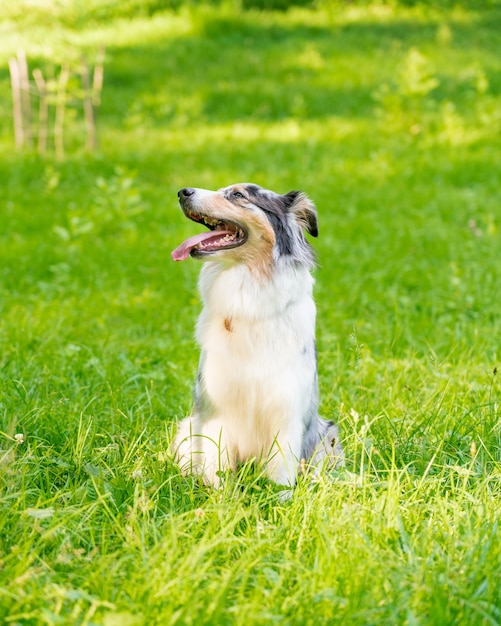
[196,263,317,462]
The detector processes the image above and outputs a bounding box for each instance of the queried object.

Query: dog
[171,183,343,492]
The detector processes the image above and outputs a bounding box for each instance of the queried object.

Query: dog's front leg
[265,429,302,492]
[174,416,233,488]
[199,417,234,487]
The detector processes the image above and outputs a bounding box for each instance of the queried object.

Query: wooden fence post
[55,64,70,160]
[81,46,105,151]
[81,58,97,151]
[17,51,33,148]
[33,69,48,155]
[9,56,24,149]
[93,46,105,106]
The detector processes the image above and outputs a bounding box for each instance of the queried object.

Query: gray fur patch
[242,184,317,266]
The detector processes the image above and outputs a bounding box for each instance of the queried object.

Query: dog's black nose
[178,187,195,199]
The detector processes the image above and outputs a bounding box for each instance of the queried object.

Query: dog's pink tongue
[171,231,233,261]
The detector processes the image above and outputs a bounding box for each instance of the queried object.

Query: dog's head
[172,183,318,269]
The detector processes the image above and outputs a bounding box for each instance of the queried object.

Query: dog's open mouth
[172,211,248,261]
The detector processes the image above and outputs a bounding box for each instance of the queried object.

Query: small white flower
[349,408,360,423]
[14,433,25,445]
[131,469,143,480]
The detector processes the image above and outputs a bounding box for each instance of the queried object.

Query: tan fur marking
[233,211,275,278]
[195,194,276,278]
[224,318,232,332]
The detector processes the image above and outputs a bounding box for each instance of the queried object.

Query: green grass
[1,1,501,624]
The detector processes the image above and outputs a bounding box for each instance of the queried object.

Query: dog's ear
[283,191,318,237]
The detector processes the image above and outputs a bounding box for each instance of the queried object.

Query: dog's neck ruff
[198,259,314,322]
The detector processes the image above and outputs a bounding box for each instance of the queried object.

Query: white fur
[175,262,329,487]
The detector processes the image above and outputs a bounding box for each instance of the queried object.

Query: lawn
[1,0,500,624]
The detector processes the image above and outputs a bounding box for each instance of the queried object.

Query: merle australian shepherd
[171,183,343,493]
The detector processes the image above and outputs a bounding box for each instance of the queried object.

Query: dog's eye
[233,191,245,199]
